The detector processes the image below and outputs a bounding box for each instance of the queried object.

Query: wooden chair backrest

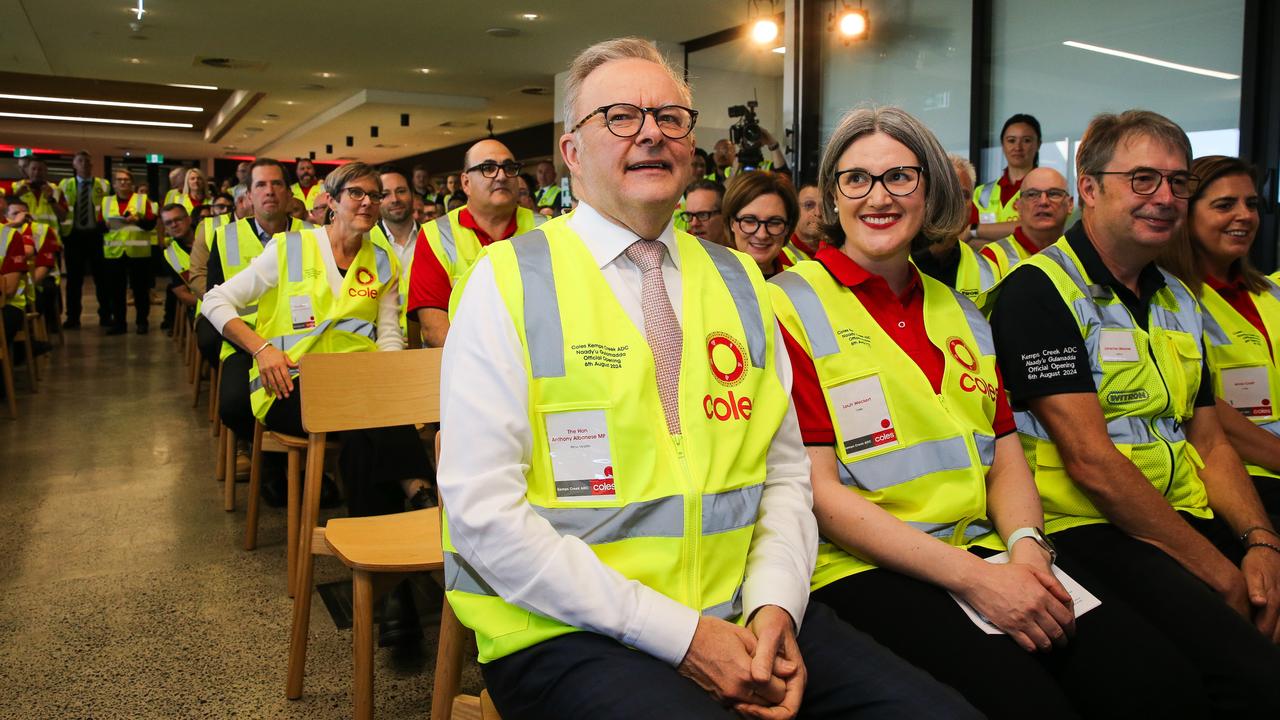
[299,348,441,433]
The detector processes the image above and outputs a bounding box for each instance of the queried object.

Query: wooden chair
[0,306,16,419]
[11,315,38,392]
[284,348,444,715]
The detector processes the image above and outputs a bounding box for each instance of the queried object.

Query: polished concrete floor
[0,293,480,718]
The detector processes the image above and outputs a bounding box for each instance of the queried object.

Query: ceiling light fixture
[132,0,145,21]
[167,83,219,91]
[0,93,203,112]
[771,46,786,54]
[0,111,193,128]
[751,19,779,44]
[1062,41,1239,80]
[521,13,539,20]
[126,57,142,64]
[746,0,781,45]
[317,72,334,78]
[416,68,431,74]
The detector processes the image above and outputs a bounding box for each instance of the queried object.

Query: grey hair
[1076,109,1191,179]
[322,162,381,198]
[817,106,967,248]
[562,37,691,132]
[947,153,976,189]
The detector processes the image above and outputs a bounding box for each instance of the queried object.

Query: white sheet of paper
[829,375,898,458]
[1221,366,1273,417]
[545,410,615,502]
[949,552,1101,635]
[979,211,997,225]
[1099,329,1140,362]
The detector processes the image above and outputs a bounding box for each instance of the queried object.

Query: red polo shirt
[980,226,1041,265]
[1207,273,1272,359]
[22,222,58,268]
[781,246,1014,444]
[1,226,27,274]
[407,208,520,314]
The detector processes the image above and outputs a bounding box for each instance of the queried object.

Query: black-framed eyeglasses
[571,103,698,139]
[466,160,523,179]
[1094,168,1199,199]
[734,215,789,237]
[834,166,924,200]
[339,187,387,203]
[679,208,720,223]
[1020,188,1071,203]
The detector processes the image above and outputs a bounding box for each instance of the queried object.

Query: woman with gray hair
[769,106,1205,718]
[203,161,434,647]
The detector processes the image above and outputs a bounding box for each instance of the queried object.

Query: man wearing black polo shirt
[991,109,1280,714]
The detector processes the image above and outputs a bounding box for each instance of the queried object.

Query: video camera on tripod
[728,100,766,170]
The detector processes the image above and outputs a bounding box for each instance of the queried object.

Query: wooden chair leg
[286,433,327,700]
[286,447,302,598]
[27,316,44,381]
[18,331,37,391]
[208,361,220,433]
[431,597,466,720]
[353,569,375,720]
[223,426,237,512]
[0,315,16,420]
[244,422,264,551]
[214,421,227,486]
[191,356,204,406]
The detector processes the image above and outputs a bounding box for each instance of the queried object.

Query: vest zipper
[1146,338,1176,497]
[671,433,702,615]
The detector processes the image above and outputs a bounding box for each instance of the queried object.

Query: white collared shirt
[438,200,815,666]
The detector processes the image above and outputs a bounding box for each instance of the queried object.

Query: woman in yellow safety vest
[1159,155,1280,516]
[176,167,209,213]
[201,162,434,647]
[972,113,1040,242]
[721,170,799,279]
[770,106,1205,719]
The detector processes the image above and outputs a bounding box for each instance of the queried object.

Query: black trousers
[63,228,106,322]
[36,276,58,333]
[1052,522,1280,717]
[1249,475,1280,520]
[218,350,255,440]
[482,601,981,720]
[2,305,21,347]
[812,550,1208,719]
[105,255,151,329]
[195,316,224,368]
[262,381,430,517]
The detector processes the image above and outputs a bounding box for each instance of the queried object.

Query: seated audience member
[158,203,197,330]
[990,110,1280,714]
[775,104,1212,720]
[438,36,982,720]
[972,113,1041,242]
[721,170,799,278]
[210,193,234,218]
[6,197,61,333]
[307,190,330,227]
[1,223,34,353]
[371,166,421,342]
[176,167,209,214]
[980,167,1073,274]
[407,139,541,348]
[679,179,728,247]
[533,160,561,213]
[911,154,1001,300]
[691,146,712,181]
[514,172,538,211]
[286,196,309,222]
[1159,155,1280,516]
[202,162,433,645]
[290,158,324,212]
[789,180,823,259]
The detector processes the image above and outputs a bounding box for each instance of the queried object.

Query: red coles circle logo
[947,337,978,371]
[707,332,747,386]
[356,267,375,286]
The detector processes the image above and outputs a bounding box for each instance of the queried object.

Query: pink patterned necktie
[625,239,683,435]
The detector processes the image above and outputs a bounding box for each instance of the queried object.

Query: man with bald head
[406,138,543,347]
[981,167,1074,275]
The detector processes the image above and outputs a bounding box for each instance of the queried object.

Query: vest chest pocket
[824,371,899,463]
[1162,331,1203,418]
[1218,364,1273,418]
[537,405,620,507]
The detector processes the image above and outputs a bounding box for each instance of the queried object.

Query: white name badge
[1222,366,1273,417]
[1099,329,1140,362]
[546,410,616,501]
[829,375,898,458]
[289,295,315,331]
[978,212,997,225]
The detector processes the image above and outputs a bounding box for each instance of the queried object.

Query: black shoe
[408,485,437,511]
[378,582,423,648]
[259,476,288,508]
[105,325,127,336]
[62,319,80,329]
[32,341,52,357]
[136,324,149,335]
[319,473,343,509]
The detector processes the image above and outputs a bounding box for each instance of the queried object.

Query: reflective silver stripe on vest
[511,230,565,379]
[223,221,242,267]
[995,238,1022,270]
[164,244,180,270]
[123,239,151,247]
[702,585,743,620]
[769,272,839,358]
[443,550,498,596]
[437,216,457,264]
[700,239,766,369]
[907,519,992,542]
[1201,305,1231,346]
[239,304,258,317]
[1153,269,1202,337]
[1258,419,1280,438]
[531,485,762,546]
[1016,411,1186,447]
[975,249,997,291]
[285,232,304,283]
[702,485,764,535]
[978,182,995,210]
[951,289,995,356]
[248,367,300,394]
[840,436,973,492]
[271,317,376,354]
[372,242,392,284]
[1264,278,1280,305]
[974,432,996,467]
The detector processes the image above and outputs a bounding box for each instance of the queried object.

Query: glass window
[986,0,1244,189]
[820,0,973,156]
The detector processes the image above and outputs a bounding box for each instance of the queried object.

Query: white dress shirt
[438,200,816,667]
[201,227,402,352]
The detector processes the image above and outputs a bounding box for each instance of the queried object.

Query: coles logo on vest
[949,336,997,401]
[705,332,752,421]
[348,267,379,298]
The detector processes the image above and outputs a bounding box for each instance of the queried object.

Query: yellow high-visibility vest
[422,206,543,287]
[102,194,154,259]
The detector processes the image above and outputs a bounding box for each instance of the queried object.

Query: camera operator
[717,102,790,180]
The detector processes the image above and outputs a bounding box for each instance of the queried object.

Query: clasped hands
[678,605,805,720]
